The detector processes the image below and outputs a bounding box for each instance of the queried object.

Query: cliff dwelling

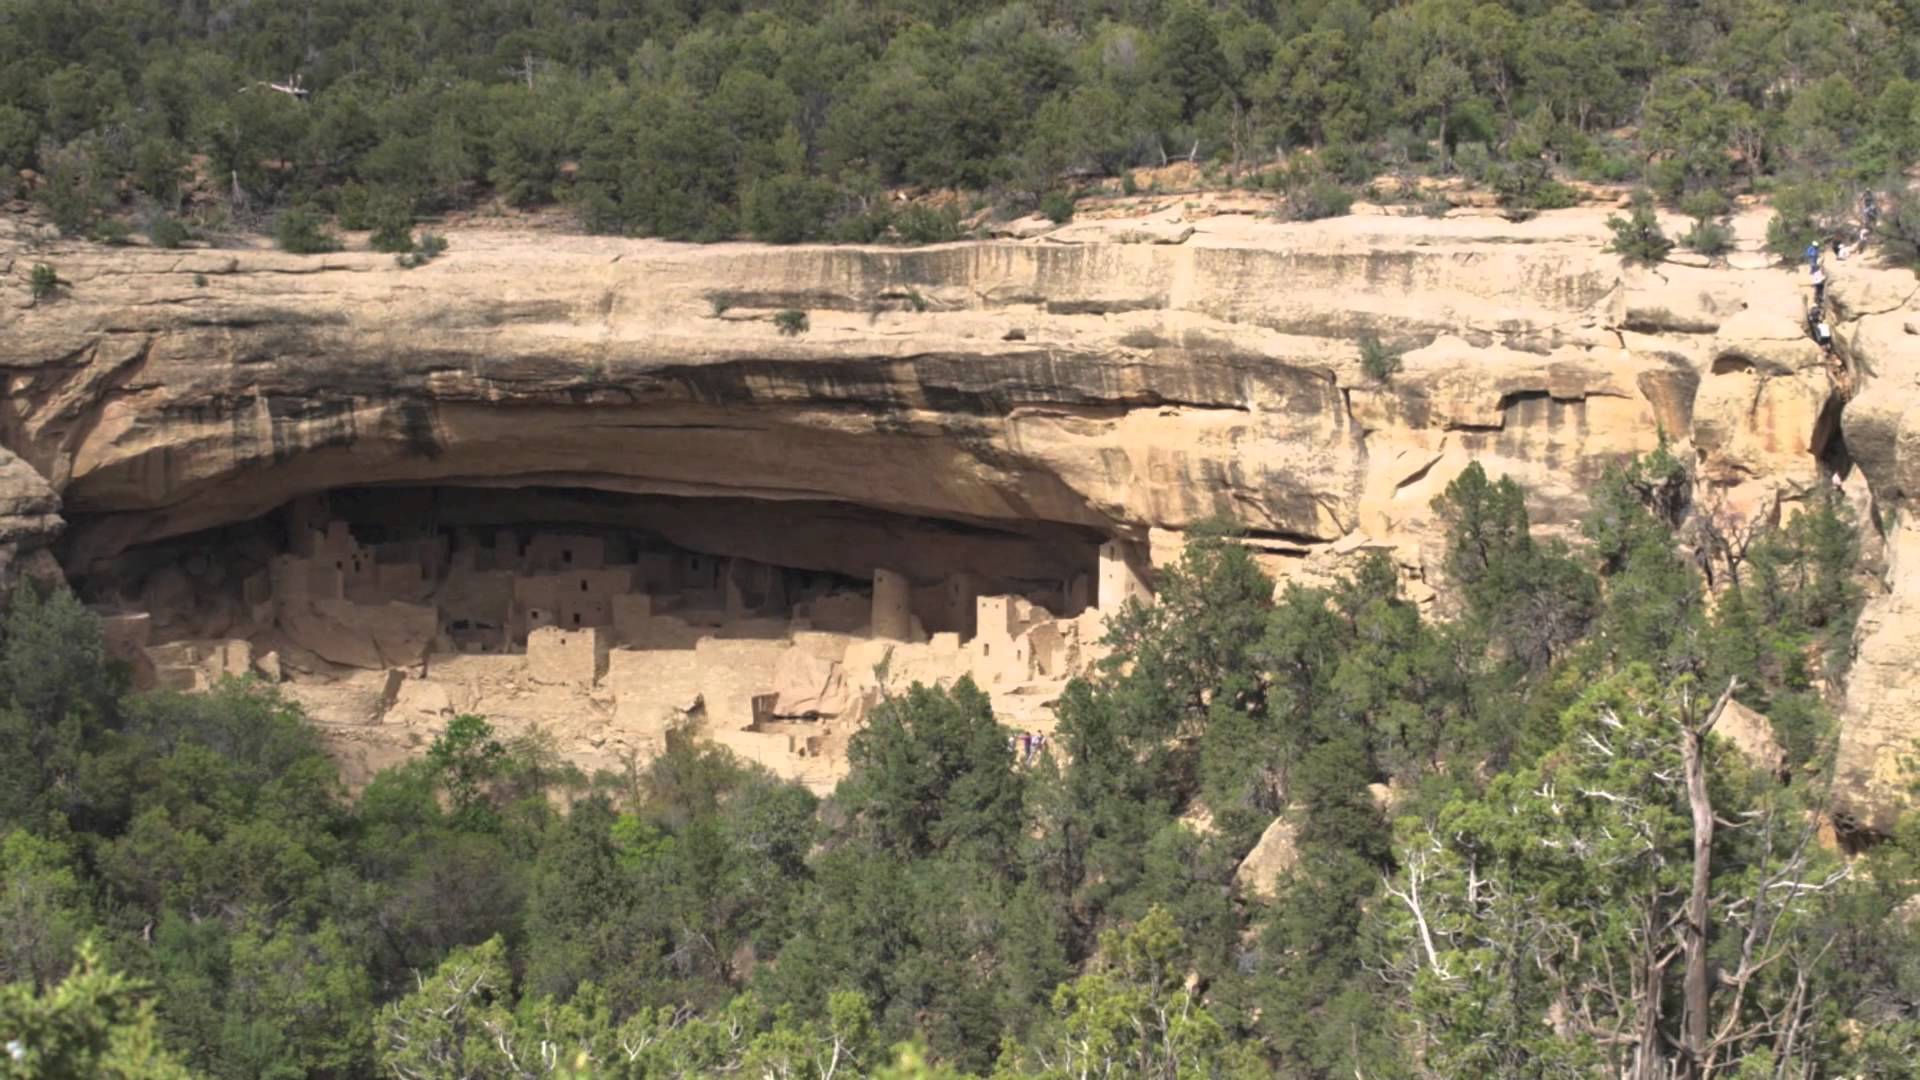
[68,485,1153,790]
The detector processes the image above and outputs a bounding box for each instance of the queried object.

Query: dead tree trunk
[1680,678,1739,1077]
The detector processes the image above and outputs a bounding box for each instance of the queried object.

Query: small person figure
[1025,731,1041,764]
[1806,241,1822,270]
[1017,732,1032,760]
[1808,308,1833,352]
[1811,265,1827,308]
[1863,190,1880,232]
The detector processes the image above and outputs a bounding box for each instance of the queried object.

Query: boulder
[1716,698,1785,774]
[1234,814,1300,901]
[0,448,61,591]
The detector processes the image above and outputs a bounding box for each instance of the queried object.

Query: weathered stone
[1234,814,1300,901]
[0,447,62,592]
[4,207,1919,820]
[1717,699,1785,775]
[771,648,851,718]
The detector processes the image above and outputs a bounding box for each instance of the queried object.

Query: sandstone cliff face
[0,445,62,587]
[1834,274,1920,831]
[2,207,1915,822]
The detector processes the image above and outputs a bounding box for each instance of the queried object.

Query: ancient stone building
[85,490,1143,794]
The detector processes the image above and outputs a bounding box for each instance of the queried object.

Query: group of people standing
[1010,729,1050,765]
[1804,190,1880,353]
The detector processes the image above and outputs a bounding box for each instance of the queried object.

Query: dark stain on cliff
[666,358,913,411]
[393,400,443,459]
[266,395,357,462]
[1637,358,1701,435]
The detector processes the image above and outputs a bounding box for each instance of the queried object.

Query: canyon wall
[3,205,1916,823]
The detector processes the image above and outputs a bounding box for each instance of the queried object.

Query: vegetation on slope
[3,0,1917,245]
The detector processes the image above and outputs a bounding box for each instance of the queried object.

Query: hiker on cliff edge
[1806,240,1822,270]
[1808,307,1833,353]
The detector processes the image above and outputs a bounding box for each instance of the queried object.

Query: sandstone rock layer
[4,208,1917,823]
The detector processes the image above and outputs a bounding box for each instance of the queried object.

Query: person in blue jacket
[1806,241,1822,270]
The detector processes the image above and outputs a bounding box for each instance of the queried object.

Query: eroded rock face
[2,213,1836,572]
[1834,275,1920,832]
[0,446,62,589]
[3,209,1916,822]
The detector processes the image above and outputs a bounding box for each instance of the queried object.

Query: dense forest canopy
[2,449,1918,1077]
[4,0,1919,244]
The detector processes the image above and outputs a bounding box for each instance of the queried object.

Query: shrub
[1645,159,1688,204]
[1287,180,1353,222]
[1876,188,1920,273]
[1420,196,1452,218]
[192,273,207,287]
[1120,173,1139,196]
[890,204,964,245]
[372,221,414,254]
[89,216,132,245]
[1763,179,1842,264]
[1575,149,1640,184]
[1681,218,1735,258]
[1528,181,1580,211]
[1359,335,1402,382]
[1040,190,1076,224]
[146,215,190,249]
[368,195,416,254]
[131,134,187,208]
[742,174,836,244]
[395,232,447,269]
[0,103,36,175]
[334,182,374,230]
[1679,190,1731,222]
[828,207,892,244]
[708,292,738,316]
[29,263,59,300]
[33,140,110,236]
[273,206,340,254]
[1453,142,1493,183]
[1605,190,1673,266]
[1491,155,1578,212]
[774,309,809,335]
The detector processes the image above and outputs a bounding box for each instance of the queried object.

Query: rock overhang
[8,208,1920,824]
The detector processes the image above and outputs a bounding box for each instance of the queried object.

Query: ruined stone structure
[5,203,1918,823]
[69,489,1122,791]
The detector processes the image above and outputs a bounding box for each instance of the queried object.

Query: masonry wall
[1098,539,1152,612]
[527,625,609,686]
[871,568,912,640]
